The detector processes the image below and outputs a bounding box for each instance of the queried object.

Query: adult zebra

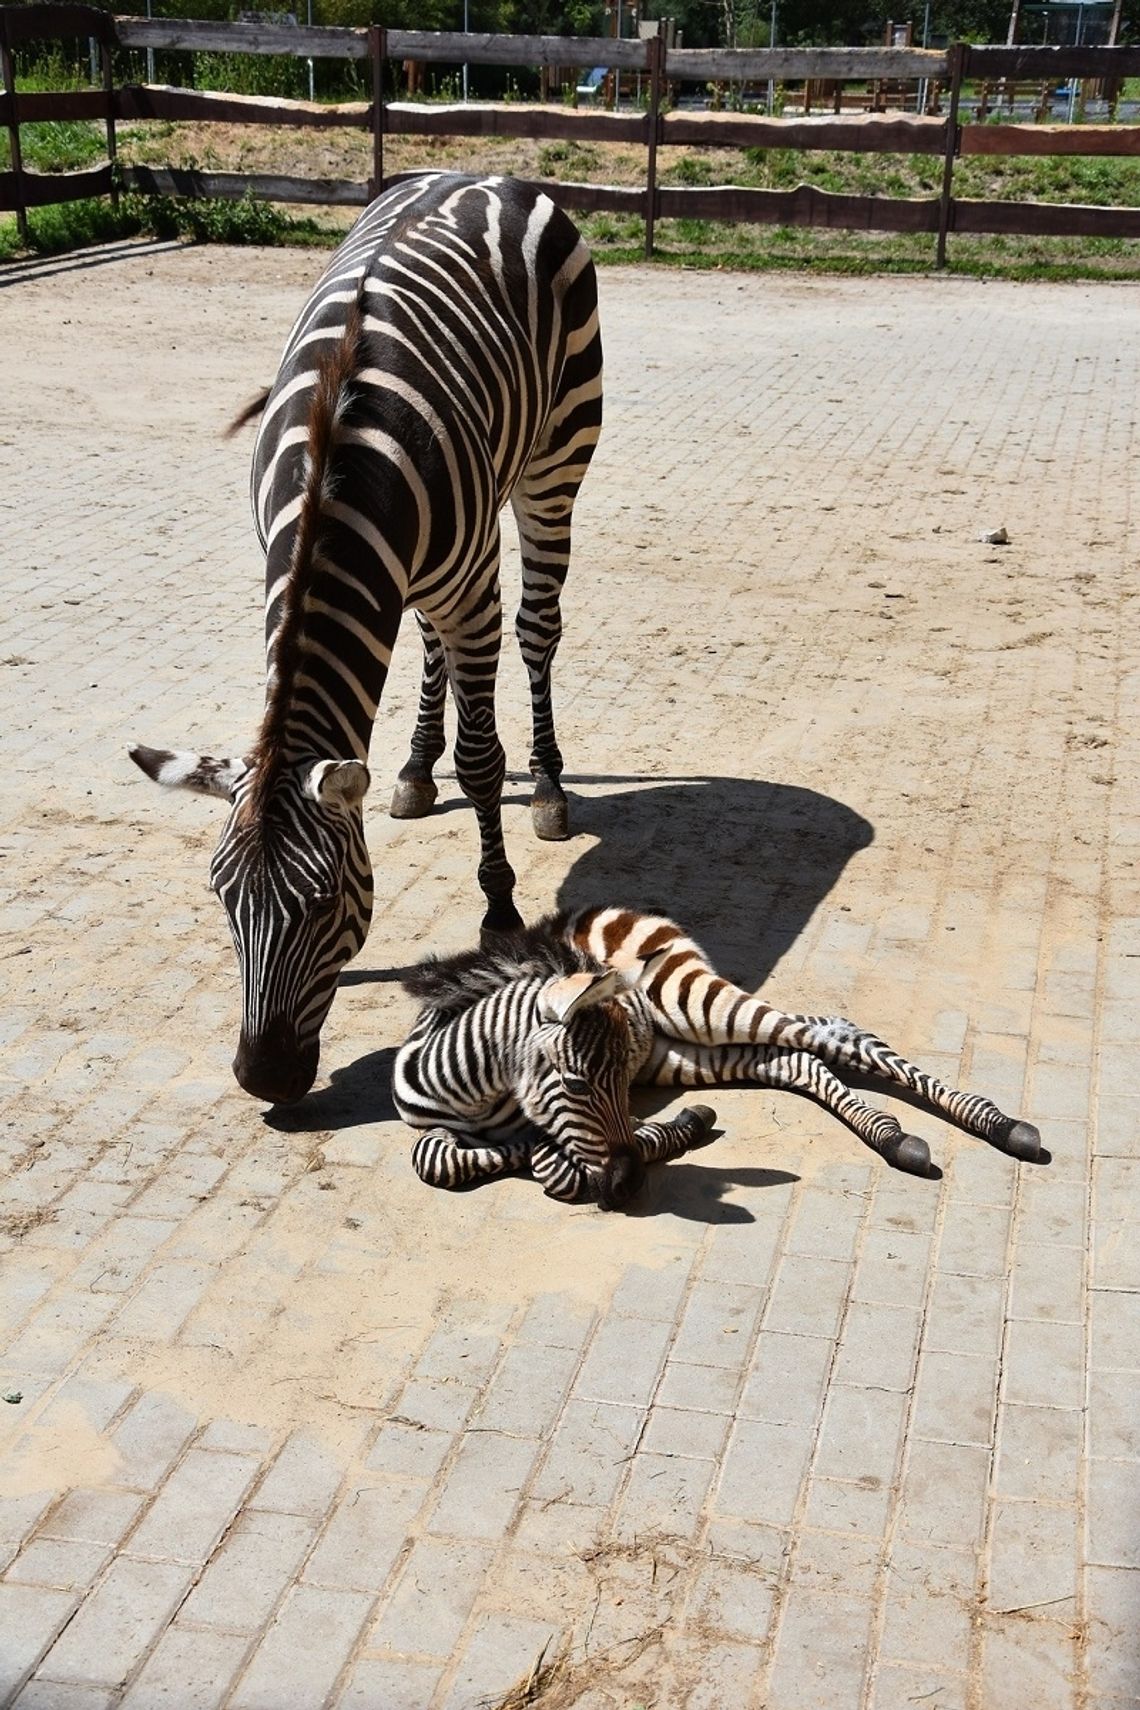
[130,173,603,1105]
[394,907,1043,1208]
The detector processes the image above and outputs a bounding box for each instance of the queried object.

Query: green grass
[0,192,339,261]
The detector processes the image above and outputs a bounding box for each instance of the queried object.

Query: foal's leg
[411,1129,532,1191]
[391,612,448,819]
[573,910,1040,1163]
[640,1040,935,1175]
[528,1106,717,1205]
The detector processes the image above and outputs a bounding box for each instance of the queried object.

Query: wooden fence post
[0,8,28,245]
[645,30,664,259]
[100,33,118,210]
[936,39,966,268]
[369,24,386,200]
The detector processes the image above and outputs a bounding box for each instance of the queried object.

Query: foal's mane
[403,914,603,1019]
[244,289,367,821]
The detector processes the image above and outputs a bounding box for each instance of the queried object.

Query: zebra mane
[402,913,602,1019]
[245,288,367,822]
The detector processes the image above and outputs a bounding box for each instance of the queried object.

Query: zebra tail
[224,387,272,438]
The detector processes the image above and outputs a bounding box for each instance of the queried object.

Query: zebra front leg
[412,1128,532,1191]
[439,588,524,942]
[641,1040,934,1176]
[391,613,448,820]
[512,443,595,843]
[527,1106,717,1207]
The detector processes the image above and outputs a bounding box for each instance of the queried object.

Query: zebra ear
[538,969,621,1025]
[307,760,371,810]
[129,744,247,800]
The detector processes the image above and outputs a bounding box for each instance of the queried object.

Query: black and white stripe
[395,907,1042,1206]
[130,173,603,1104]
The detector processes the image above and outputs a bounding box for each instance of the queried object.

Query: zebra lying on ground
[394,906,1042,1208]
[130,172,602,1106]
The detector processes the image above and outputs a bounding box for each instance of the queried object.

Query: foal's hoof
[390,777,438,819]
[531,794,569,842]
[885,1133,931,1176]
[678,1104,718,1145]
[1005,1119,1042,1161]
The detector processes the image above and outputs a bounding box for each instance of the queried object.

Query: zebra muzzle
[233,1019,319,1105]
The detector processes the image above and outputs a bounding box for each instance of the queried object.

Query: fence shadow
[554,773,874,990]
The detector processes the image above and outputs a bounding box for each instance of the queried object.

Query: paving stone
[4,1538,110,1591]
[831,1300,919,1392]
[988,1500,1079,1615]
[765,1589,873,1710]
[790,1529,880,1601]
[473,1340,581,1436]
[574,1313,673,1409]
[715,1418,813,1529]
[912,1351,998,1448]
[689,1556,778,1643]
[0,1584,78,1702]
[1087,1368,1140,1461]
[812,1386,908,1490]
[659,1282,764,1375]
[247,1429,349,1520]
[1003,1319,1085,1411]
[880,1541,975,1668]
[40,1489,145,1548]
[871,1662,969,1710]
[35,1558,193,1688]
[229,1586,373,1710]
[994,1404,1083,1504]
[763,1254,852,1339]
[738,1330,834,1426]
[126,1448,260,1563]
[924,1270,1005,1357]
[175,1511,316,1635]
[108,1393,197,1491]
[1087,1458,1140,1568]
[425,1431,539,1541]
[654,1360,742,1416]
[615,1450,716,1541]
[334,1657,442,1709]
[439,1613,558,1710]
[368,1537,492,1659]
[530,1400,643,1509]
[900,1438,990,1551]
[1084,1565,1140,1701]
[14,1684,118,1710]
[979,1618,1079,1710]
[304,1480,426,1590]
[118,1625,251,1710]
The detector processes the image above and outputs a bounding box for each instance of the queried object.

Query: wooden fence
[2,4,1140,263]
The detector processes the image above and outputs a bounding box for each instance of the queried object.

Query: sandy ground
[0,238,1137,1709]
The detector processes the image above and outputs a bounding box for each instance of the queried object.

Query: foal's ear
[129,744,248,800]
[538,968,621,1025]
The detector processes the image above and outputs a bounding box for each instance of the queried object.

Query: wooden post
[936,40,965,269]
[100,36,118,211]
[369,24,386,200]
[0,15,27,246]
[644,30,663,259]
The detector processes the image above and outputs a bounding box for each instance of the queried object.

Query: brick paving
[1,241,1137,1708]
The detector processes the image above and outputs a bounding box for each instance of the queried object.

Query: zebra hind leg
[792,1017,1042,1163]
[391,614,447,820]
[643,1039,935,1176]
[411,1129,532,1192]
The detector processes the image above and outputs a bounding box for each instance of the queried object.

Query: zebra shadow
[554,773,874,991]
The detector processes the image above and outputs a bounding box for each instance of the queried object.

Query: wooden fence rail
[1,6,1139,261]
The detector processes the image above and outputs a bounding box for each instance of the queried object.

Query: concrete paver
[1,242,1137,1706]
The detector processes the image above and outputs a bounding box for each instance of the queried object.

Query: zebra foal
[395,907,1042,1209]
[129,173,602,1106]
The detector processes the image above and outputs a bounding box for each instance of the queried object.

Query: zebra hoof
[390,777,438,819]
[678,1104,717,1142]
[1005,1119,1042,1161]
[886,1133,931,1176]
[531,794,569,841]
